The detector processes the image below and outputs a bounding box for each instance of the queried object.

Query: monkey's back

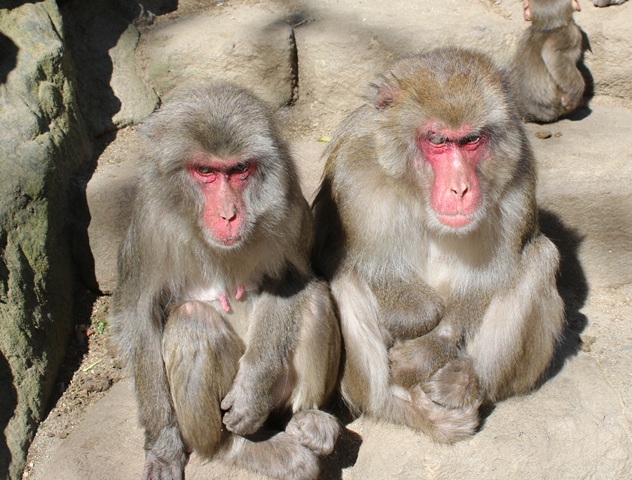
[511,22,581,122]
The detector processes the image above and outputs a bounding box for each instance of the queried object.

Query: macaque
[592,0,627,6]
[312,47,564,442]
[111,82,341,480]
[512,0,586,122]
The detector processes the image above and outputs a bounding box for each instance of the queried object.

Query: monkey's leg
[284,279,341,456]
[331,270,391,414]
[333,271,479,443]
[389,307,482,410]
[162,301,243,458]
[466,234,564,401]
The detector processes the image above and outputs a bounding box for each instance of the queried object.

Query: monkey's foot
[222,432,319,480]
[142,450,189,480]
[408,385,481,443]
[286,410,341,456]
[422,357,481,409]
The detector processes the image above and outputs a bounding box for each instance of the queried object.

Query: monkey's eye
[460,133,481,146]
[428,134,447,145]
[196,165,214,175]
[232,162,249,173]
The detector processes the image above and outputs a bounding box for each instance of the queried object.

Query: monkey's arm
[542,27,585,111]
[388,296,479,387]
[113,300,189,479]
[369,276,444,342]
[112,236,188,478]
[466,233,564,401]
[221,266,307,436]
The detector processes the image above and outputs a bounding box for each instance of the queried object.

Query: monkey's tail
[379,384,481,443]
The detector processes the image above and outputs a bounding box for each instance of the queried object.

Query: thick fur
[111,83,340,480]
[512,0,585,122]
[312,47,564,442]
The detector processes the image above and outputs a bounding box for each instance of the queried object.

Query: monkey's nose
[451,185,469,198]
[221,212,236,220]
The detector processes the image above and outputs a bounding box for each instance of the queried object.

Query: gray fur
[511,0,586,122]
[312,47,564,442]
[111,82,340,480]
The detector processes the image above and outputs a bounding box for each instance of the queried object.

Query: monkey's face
[187,153,257,248]
[415,123,490,233]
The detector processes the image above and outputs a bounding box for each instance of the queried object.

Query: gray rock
[139,5,297,106]
[58,0,161,136]
[532,107,632,289]
[0,1,91,478]
[351,353,632,480]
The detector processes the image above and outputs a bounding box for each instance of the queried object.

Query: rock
[39,379,267,480]
[291,0,521,135]
[58,0,162,136]
[139,4,297,106]
[86,129,143,294]
[350,353,632,479]
[532,107,632,289]
[0,1,91,478]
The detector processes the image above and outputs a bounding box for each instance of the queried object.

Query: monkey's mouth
[218,235,243,247]
[436,213,472,228]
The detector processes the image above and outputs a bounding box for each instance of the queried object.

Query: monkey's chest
[425,242,484,297]
[189,282,257,339]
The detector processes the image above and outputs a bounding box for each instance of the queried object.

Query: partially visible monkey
[111,82,341,480]
[512,0,586,122]
[312,47,564,442]
[592,0,627,6]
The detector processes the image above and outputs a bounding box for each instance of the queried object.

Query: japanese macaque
[512,0,586,122]
[312,47,564,442]
[111,82,341,480]
[592,0,627,6]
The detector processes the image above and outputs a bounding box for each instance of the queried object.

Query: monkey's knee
[162,301,243,457]
[290,282,341,409]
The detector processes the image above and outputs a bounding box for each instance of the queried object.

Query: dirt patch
[22,297,124,479]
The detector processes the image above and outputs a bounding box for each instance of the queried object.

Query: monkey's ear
[370,76,400,111]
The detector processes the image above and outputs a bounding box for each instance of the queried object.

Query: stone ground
[22,0,632,479]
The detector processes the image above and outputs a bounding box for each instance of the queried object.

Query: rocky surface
[0,2,92,479]
[16,0,632,479]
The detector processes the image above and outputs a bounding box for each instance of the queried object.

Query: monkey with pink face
[313,47,565,442]
[112,82,341,480]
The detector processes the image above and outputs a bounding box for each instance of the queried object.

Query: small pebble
[535,130,552,139]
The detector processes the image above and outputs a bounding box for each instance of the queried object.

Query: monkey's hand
[221,374,274,436]
[286,410,341,456]
[423,356,481,409]
[389,336,453,389]
[142,449,188,480]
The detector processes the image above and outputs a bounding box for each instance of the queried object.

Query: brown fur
[111,82,341,480]
[512,0,586,122]
[312,47,564,442]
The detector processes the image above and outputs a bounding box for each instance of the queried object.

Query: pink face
[187,154,257,246]
[417,125,487,228]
